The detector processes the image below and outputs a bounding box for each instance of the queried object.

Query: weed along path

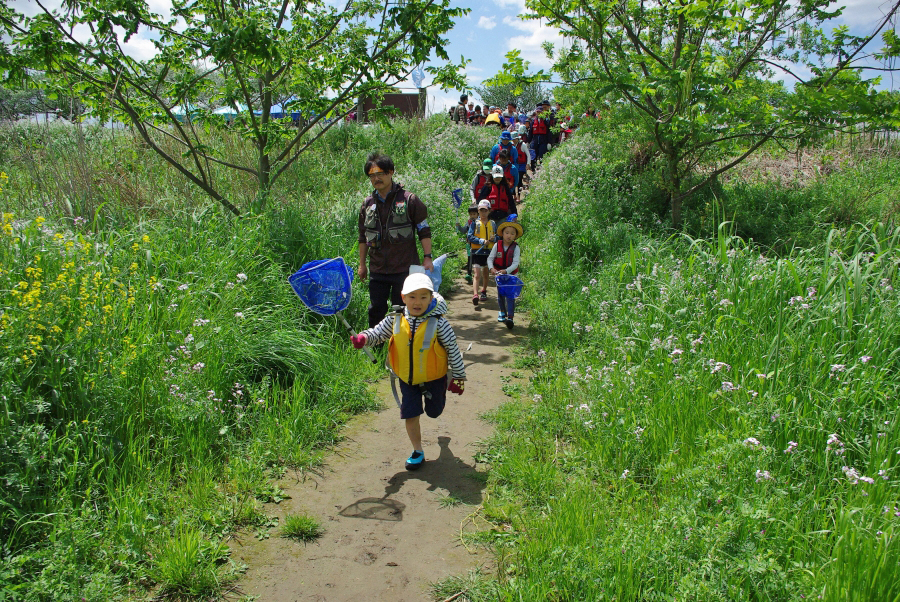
[233,275,529,601]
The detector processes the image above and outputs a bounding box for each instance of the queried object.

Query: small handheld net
[451,188,464,209]
[496,274,525,299]
[288,258,353,316]
[288,258,376,363]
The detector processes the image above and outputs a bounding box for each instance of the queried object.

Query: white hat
[478,199,492,210]
[491,165,504,177]
[401,272,434,295]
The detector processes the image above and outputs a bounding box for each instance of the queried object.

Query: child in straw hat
[489,217,523,329]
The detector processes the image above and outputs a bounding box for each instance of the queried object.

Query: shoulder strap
[421,317,440,350]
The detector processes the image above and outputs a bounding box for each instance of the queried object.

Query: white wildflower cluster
[826,433,845,456]
[755,470,773,482]
[707,360,731,373]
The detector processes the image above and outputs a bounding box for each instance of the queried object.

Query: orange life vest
[388,314,448,385]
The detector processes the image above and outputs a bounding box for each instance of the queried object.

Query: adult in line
[501,101,517,127]
[358,153,434,328]
[528,100,553,170]
[452,94,468,125]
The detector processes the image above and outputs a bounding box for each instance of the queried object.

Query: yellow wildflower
[141,235,150,244]
[34,217,45,226]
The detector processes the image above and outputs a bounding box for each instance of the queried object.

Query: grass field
[0,117,495,599]
[3,113,899,600]
[451,127,900,600]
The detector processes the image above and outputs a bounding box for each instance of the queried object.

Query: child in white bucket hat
[351,272,466,470]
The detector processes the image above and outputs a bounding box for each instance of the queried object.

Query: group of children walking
[350,129,530,472]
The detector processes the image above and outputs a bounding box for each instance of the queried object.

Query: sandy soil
[232,273,528,601]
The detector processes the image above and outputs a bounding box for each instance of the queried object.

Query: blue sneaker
[405,450,425,471]
[497,312,507,322]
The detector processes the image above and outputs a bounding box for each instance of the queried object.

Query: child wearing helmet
[351,272,466,470]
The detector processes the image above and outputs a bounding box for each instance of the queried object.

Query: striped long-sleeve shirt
[360,292,466,381]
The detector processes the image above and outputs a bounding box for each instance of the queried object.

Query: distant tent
[171,103,198,123]
[255,97,303,122]
[212,103,247,120]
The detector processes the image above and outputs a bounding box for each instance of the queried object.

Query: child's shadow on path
[338,436,485,521]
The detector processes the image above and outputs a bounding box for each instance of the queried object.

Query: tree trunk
[667,154,682,229]
[258,150,271,210]
[670,189,682,230]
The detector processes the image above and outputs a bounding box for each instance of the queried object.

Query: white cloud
[121,36,160,62]
[477,16,497,29]
[826,0,897,28]
[494,0,526,8]
[501,15,566,71]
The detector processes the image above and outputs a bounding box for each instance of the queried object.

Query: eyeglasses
[367,171,389,179]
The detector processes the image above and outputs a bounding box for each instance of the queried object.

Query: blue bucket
[496,274,524,299]
[288,258,354,316]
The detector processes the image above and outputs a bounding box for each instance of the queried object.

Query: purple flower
[784,441,798,454]
[860,356,873,363]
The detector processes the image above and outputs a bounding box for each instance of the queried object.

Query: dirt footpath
[233,276,528,601]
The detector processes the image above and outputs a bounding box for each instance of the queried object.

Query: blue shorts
[398,376,447,420]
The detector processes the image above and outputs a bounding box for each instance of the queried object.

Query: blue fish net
[288,258,354,316]
[496,274,525,299]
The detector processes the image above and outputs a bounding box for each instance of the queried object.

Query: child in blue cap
[490,130,519,164]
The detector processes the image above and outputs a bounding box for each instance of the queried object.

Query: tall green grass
[0,117,495,599]
[461,130,900,600]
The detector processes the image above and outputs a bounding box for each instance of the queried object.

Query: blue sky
[11,0,897,114]
[420,0,562,114]
[420,0,899,114]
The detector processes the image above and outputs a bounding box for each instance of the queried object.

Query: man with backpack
[451,94,468,125]
[358,153,434,328]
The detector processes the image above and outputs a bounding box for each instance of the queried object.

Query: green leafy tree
[499,0,900,226]
[0,0,469,215]
[473,77,550,113]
